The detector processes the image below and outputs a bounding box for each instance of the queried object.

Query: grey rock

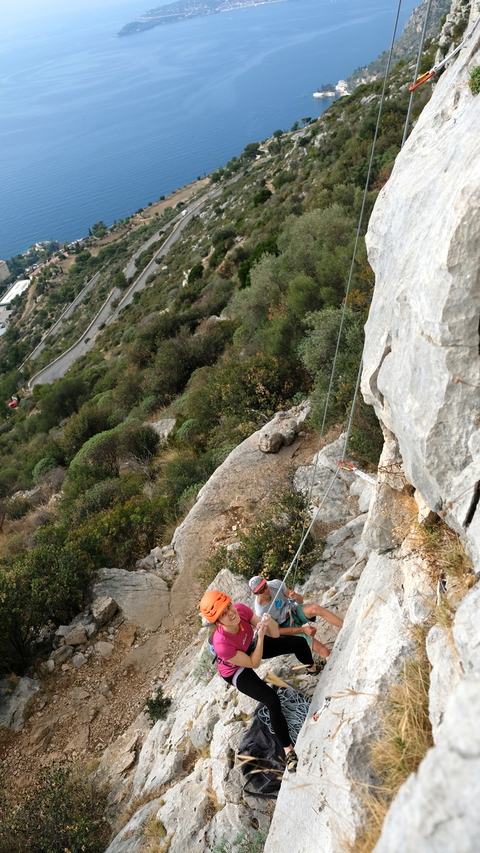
[63,626,88,646]
[350,477,375,513]
[361,28,480,567]
[149,418,176,444]
[258,415,298,452]
[94,641,115,658]
[91,595,118,627]
[92,569,168,631]
[373,674,480,853]
[0,676,40,732]
[51,645,74,663]
[172,403,313,619]
[264,546,435,853]
[426,624,462,739]
[72,652,88,668]
[135,554,156,570]
[452,583,480,674]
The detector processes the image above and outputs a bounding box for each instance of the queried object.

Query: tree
[113,270,128,290]
[91,221,107,238]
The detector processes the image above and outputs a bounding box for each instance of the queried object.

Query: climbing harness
[409,12,480,91]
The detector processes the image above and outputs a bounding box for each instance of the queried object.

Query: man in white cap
[248,576,343,659]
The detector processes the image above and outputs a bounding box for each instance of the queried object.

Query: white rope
[402,0,434,146]
[409,10,480,90]
[273,0,405,600]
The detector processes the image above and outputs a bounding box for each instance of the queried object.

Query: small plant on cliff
[469,66,480,95]
[213,830,267,853]
[144,686,172,726]
[206,488,320,585]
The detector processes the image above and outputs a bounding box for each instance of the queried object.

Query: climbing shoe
[286,750,298,773]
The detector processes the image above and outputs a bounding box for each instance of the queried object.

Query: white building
[0,279,30,306]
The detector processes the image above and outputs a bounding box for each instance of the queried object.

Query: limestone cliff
[265,4,480,853]
[98,5,480,851]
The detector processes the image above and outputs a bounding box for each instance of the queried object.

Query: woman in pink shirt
[200,589,317,773]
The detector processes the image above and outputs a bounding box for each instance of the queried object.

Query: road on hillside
[24,272,101,365]
[28,188,220,388]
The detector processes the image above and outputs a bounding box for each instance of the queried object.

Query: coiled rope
[257,687,311,745]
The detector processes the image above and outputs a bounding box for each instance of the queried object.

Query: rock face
[266,8,480,853]
[361,9,480,567]
[102,449,365,853]
[92,568,169,631]
[0,677,40,732]
[171,403,316,621]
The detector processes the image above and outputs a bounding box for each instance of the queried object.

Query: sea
[0,0,418,260]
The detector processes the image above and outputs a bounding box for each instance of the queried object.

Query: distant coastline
[313,80,350,99]
[117,0,293,36]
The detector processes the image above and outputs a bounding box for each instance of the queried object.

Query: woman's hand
[256,613,270,636]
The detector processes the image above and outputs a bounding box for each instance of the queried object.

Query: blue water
[0,0,417,259]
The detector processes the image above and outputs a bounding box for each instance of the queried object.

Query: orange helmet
[200,590,231,623]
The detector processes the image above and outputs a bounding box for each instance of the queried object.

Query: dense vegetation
[0,764,109,853]
[0,44,440,674]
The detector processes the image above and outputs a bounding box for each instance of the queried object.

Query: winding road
[28,187,219,388]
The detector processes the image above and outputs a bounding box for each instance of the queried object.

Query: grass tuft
[344,639,433,853]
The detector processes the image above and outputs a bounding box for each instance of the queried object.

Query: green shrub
[32,456,57,483]
[187,262,204,284]
[210,489,319,584]
[469,66,480,95]
[72,494,167,570]
[144,686,172,726]
[213,830,267,853]
[0,764,109,853]
[253,188,272,207]
[157,453,215,509]
[0,526,96,672]
[62,476,141,526]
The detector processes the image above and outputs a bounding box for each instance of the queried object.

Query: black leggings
[223,635,313,748]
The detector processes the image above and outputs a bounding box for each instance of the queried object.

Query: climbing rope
[257,687,311,744]
[269,0,405,605]
[402,0,434,145]
[408,10,480,91]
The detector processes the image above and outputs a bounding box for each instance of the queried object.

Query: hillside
[346,0,452,88]
[1,1,479,852]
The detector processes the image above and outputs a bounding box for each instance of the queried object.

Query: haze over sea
[1,0,417,260]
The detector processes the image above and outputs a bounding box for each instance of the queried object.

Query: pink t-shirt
[212,603,254,678]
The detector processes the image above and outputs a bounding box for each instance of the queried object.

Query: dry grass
[117,786,171,831]
[139,816,171,853]
[413,520,476,617]
[344,639,433,853]
[416,521,473,581]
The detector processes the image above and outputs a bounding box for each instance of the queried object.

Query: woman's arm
[227,632,265,669]
[226,615,279,669]
[251,613,279,638]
